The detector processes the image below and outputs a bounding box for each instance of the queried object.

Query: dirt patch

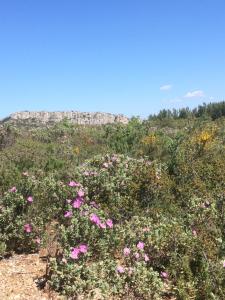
[0,253,60,300]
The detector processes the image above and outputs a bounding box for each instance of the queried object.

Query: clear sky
[0,0,225,119]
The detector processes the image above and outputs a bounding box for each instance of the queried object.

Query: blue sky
[0,0,225,119]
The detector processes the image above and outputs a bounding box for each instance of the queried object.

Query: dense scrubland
[0,101,225,299]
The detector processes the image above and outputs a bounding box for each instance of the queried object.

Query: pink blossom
[134,252,140,259]
[27,196,33,203]
[24,224,32,233]
[35,237,41,244]
[91,171,98,176]
[90,214,100,225]
[192,229,197,236]
[66,199,72,204]
[64,211,73,218]
[90,201,99,208]
[143,227,150,232]
[202,202,211,209]
[137,241,145,250]
[116,265,125,273]
[62,258,67,264]
[68,181,80,187]
[223,261,225,268]
[9,186,17,193]
[123,247,131,256]
[99,222,106,229]
[103,162,109,168]
[79,209,89,217]
[84,170,97,176]
[106,219,113,228]
[72,198,83,209]
[22,172,29,176]
[70,247,80,259]
[128,267,134,275]
[160,271,168,279]
[77,189,85,197]
[111,155,118,162]
[144,254,149,262]
[79,244,88,253]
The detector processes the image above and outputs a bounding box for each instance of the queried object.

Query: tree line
[149,101,225,120]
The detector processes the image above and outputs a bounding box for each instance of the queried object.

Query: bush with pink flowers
[0,189,39,254]
[0,116,225,299]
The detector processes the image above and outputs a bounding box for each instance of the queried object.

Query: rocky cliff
[1,111,129,126]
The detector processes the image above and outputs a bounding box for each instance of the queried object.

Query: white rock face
[7,111,129,125]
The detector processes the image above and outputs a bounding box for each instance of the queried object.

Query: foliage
[149,100,225,121]
[0,103,225,298]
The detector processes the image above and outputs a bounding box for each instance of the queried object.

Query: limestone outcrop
[2,111,129,125]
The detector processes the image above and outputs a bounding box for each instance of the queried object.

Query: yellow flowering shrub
[141,134,156,145]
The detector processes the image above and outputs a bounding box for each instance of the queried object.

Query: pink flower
[9,186,17,193]
[27,196,33,203]
[62,258,67,264]
[99,222,106,229]
[134,252,140,259]
[128,267,134,275]
[106,219,113,228]
[68,181,80,187]
[24,224,32,233]
[79,244,88,253]
[144,254,149,262]
[66,199,72,204]
[70,244,88,259]
[72,198,83,209]
[64,211,73,218]
[111,155,118,162]
[160,271,168,279]
[90,201,99,208]
[123,247,131,256]
[137,241,145,250]
[90,214,100,225]
[143,227,150,232]
[91,171,98,176]
[77,189,84,197]
[223,261,225,268]
[70,247,80,259]
[116,265,125,273]
[204,201,210,208]
[103,162,109,168]
[35,237,41,244]
[192,230,197,236]
[80,209,89,217]
[22,172,29,176]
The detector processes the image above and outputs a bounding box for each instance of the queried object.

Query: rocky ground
[0,253,60,300]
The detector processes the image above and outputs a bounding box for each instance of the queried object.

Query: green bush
[0,112,225,298]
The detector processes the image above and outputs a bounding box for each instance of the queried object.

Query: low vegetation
[0,101,225,299]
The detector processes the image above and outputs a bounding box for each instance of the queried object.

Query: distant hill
[0,111,129,126]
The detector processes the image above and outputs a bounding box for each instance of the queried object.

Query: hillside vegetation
[0,101,225,299]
